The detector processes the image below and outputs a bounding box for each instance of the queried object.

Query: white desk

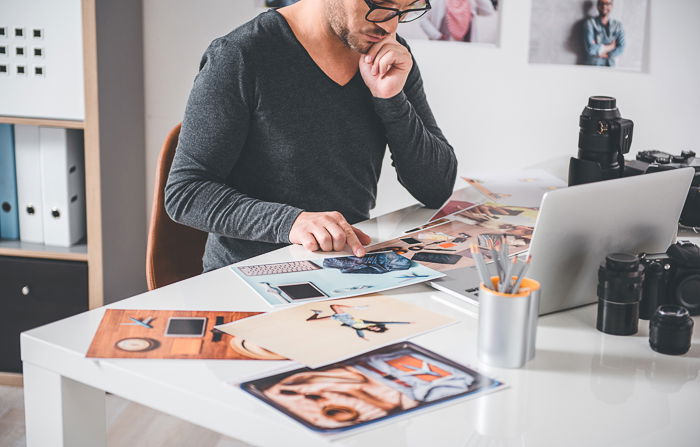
[21,205,700,447]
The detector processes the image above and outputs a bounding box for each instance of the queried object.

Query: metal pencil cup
[477,276,541,368]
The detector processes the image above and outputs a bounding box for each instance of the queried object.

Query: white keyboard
[238,260,322,277]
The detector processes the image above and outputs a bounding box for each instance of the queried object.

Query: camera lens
[597,253,645,335]
[569,96,634,186]
[649,305,693,355]
[587,96,617,110]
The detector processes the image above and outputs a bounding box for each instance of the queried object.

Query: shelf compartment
[0,240,88,262]
[0,116,84,129]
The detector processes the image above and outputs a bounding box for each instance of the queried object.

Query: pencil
[470,245,492,290]
[487,237,503,285]
[511,256,532,293]
[503,255,518,293]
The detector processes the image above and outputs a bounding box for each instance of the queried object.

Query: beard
[325,0,385,54]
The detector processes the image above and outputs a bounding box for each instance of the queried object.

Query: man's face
[326,0,411,54]
[597,0,613,17]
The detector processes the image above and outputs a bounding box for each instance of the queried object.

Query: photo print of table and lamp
[528,0,649,71]
[86,309,286,360]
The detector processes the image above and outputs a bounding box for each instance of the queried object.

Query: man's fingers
[326,222,348,252]
[352,227,372,245]
[338,221,366,257]
[372,47,396,76]
[311,226,334,252]
[300,233,320,252]
[364,37,390,63]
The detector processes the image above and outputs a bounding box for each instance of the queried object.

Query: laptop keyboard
[238,260,322,277]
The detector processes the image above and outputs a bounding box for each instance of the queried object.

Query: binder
[14,125,44,244]
[39,127,86,247]
[0,124,20,240]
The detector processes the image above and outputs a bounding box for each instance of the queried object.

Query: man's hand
[599,41,616,57]
[359,36,413,99]
[289,211,371,257]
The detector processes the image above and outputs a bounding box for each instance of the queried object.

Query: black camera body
[569,96,700,226]
[639,242,700,318]
[625,150,700,227]
[569,96,634,185]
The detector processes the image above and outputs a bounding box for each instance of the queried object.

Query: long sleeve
[607,22,626,59]
[165,39,303,244]
[583,19,602,57]
[371,56,458,209]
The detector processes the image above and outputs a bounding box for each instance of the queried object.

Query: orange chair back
[146,123,208,290]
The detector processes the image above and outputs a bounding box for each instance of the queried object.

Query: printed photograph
[528,0,649,71]
[216,296,457,367]
[240,342,504,433]
[367,205,536,272]
[86,309,286,360]
[230,252,443,306]
[398,0,502,44]
[461,169,566,208]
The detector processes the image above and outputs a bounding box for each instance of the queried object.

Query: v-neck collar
[270,9,361,89]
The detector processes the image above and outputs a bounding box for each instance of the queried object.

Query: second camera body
[639,242,700,318]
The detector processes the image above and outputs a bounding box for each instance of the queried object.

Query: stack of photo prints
[87,170,565,436]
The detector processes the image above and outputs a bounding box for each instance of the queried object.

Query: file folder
[14,125,44,244]
[39,128,86,247]
[0,124,20,240]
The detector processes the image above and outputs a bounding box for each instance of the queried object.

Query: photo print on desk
[230,252,444,307]
[367,206,535,272]
[216,295,457,368]
[240,342,505,434]
[86,309,286,360]
[461,169,567,209]
[528,0,649,71]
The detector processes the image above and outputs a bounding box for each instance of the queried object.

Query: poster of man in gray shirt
[165,0,457,272]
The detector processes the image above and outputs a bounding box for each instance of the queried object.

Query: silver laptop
[430,168,694,315]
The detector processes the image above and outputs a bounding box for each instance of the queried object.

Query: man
[583,0,626,67]
[166,0,458,272]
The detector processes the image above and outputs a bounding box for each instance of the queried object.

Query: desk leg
[23,362,106,447]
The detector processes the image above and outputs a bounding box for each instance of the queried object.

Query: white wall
[143,0,700,221]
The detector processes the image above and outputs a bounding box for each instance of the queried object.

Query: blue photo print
[231,252,445,306]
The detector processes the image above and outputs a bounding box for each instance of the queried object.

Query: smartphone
[277,282,327,302]
[412,252,462,265]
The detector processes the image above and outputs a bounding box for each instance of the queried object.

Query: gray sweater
[165,10,457,272]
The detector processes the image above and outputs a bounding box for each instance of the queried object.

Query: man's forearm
[165,165,303,244]
[373,92,457,209]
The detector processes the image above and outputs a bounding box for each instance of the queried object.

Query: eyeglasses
[363,0,432,23]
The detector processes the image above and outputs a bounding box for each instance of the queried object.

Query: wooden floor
[0,385,251,447]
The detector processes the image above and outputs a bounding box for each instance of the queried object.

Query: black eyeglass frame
[363,0,432,23]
